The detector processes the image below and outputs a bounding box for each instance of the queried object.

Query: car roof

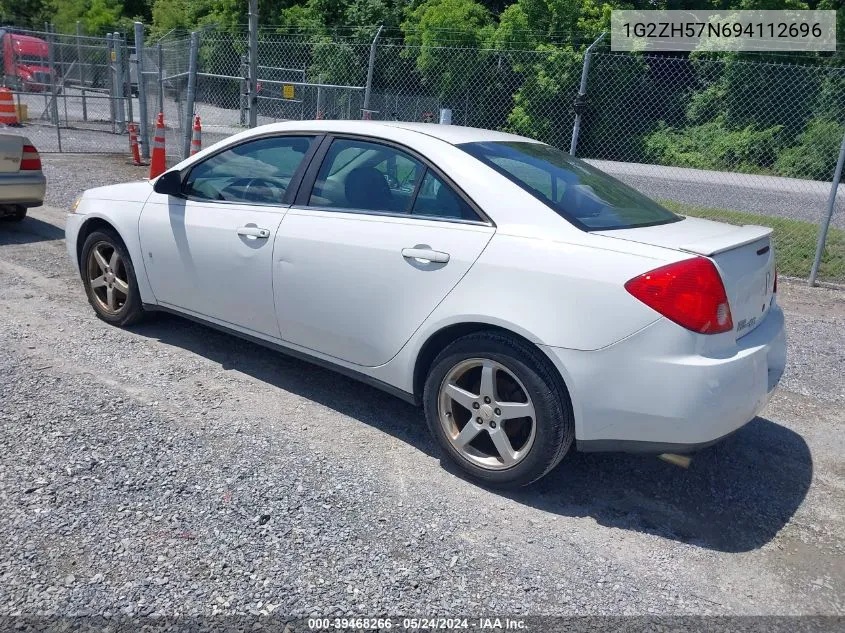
[241,119,542,147]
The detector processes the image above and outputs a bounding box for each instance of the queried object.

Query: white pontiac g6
[65,121,786,487]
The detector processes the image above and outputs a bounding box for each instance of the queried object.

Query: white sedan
[65,121,786,487]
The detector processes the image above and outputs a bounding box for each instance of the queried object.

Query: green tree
[49,0,124,34]
[493,0,581,50]
[402,0,495,106]
[0,0,50,29]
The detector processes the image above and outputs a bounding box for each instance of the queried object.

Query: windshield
[17,56,48,65]
[459,141,681,231]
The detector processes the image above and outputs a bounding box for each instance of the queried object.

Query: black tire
[80,228,145,327]
[423,331,574,488]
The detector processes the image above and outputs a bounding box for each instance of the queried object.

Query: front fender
[72,190,155,305]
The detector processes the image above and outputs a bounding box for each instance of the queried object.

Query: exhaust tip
[658,453,692,469]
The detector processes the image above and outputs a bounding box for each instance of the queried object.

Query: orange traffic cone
[190,115,202,156]
[149,112,166,179]
[0,88,20,126]
[128,122,143,166]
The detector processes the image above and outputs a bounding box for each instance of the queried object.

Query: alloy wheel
[437,358,536,470]
[87,241,129,314]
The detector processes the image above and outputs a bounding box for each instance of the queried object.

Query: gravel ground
[0,155,843,624]
[41,154,149,210]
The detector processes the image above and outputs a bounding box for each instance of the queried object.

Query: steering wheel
[220,177,285,203]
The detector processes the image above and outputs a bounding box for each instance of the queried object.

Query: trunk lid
[597,217,777,338]
[0,134,23,173]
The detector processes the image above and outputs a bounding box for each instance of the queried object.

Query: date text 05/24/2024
[307,617,527,630]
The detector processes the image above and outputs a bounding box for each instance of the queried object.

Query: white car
[65,121,786,487]
[0,134,45,221]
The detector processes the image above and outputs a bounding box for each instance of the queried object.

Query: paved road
[589,159,845,229]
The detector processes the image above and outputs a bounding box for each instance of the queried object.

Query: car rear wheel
[80,229,145,327]
[423,331,574,488]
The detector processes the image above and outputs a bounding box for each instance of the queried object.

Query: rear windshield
[459,141,681,231]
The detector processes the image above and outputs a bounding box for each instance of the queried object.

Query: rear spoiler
[679,225,773,257]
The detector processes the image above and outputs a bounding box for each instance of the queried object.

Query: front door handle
[402,248,450,264]
[237,226,270,239]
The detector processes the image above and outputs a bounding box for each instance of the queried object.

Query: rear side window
[412,170,478,221]
[459,141,681,231]
[184,135,314,204]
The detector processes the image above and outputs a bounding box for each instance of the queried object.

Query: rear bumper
[0,172,46,207]
[542,304,787,452]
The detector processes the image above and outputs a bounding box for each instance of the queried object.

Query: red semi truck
[0,30,54,92]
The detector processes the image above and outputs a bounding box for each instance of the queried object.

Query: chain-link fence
[190,32,371,151]
[0,26,138,153]
[139,31,193,161]
[366,37,843,284]
[0,23,842,284]
[576,43,845,285]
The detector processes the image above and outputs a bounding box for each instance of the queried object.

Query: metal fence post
[183,31,199,158]
[55,30,68,125]
[47,27,62,151]
[113,32,127,133]
[134,22,150,159]
[570,32,606,156]
[106,33,115,131]
[122,35,134,125]
[362,24,383,119]
[157,43,164,115]
[76,21,88,121]
[316,74,324,119]
[248,0,259,127]
[240,54,248,125]
[809,130,845,286]
[76,22,84,84]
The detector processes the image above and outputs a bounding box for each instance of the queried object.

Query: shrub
[775,118,845,182]
[644,117,783,174]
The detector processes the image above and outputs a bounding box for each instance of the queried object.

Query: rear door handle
[402,248,450,264]
[237,226,270,239]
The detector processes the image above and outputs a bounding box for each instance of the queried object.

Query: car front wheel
[80,229,145,327]
[423,331,574,488]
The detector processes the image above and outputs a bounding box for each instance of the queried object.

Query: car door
[138,134,318,339]
[273,136,495,367]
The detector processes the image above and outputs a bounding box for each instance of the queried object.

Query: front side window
[184,135,314,205]
[309,138,423,213]
[459,141,681,231]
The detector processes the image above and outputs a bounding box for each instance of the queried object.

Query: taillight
[625,257,733,335]
[21,144,41,171]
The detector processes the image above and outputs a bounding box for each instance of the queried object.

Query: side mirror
[153,170,183,196]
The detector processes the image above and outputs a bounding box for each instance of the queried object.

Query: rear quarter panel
[423,233,674,351]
